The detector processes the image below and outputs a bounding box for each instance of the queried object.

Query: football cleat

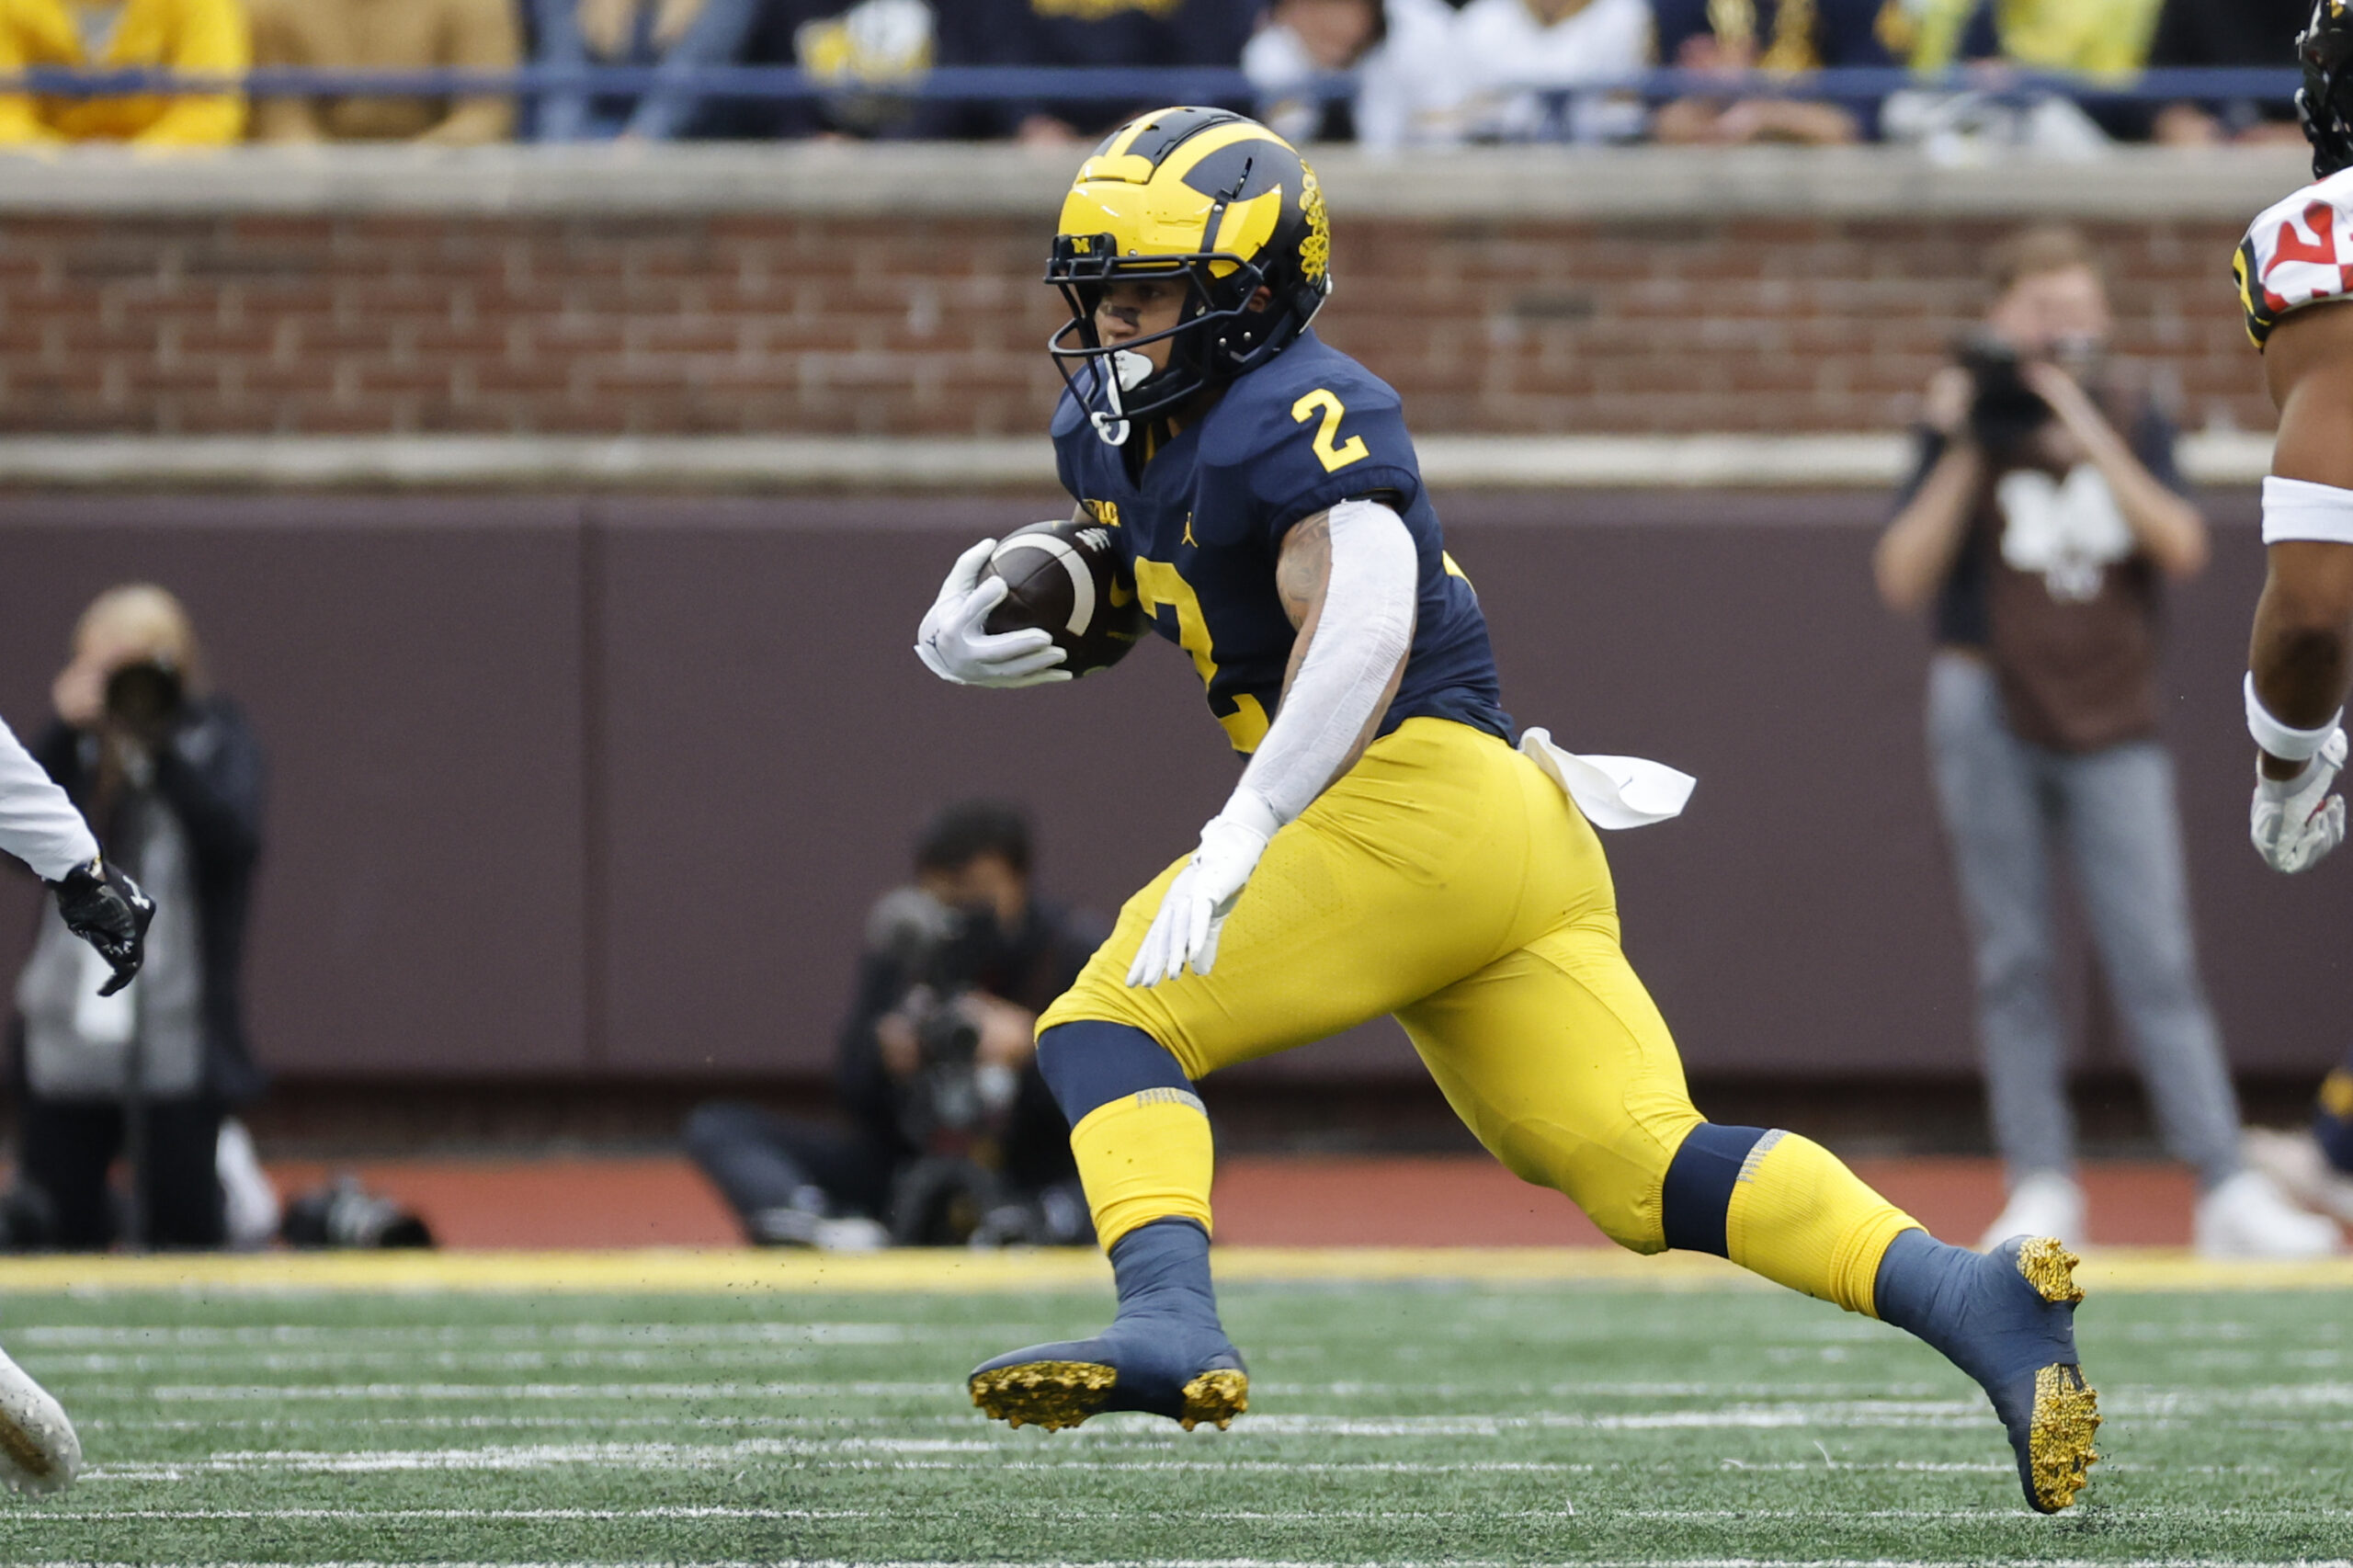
[1877,1229,2100,1512]
[969,1327,1247,1434]
[1947,1236,2102,1513]
[0,1346,80,1495]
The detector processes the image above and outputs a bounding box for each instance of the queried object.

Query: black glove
[48,858,155,997]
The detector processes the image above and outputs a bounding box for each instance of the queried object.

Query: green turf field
[2,1260,2349,1566]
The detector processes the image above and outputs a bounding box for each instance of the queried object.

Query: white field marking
[95,1380,946,1403]
[85,1437,999,1478]
[14,1507,875,1524]
[1631,1508,2353,1523]
[29,1346,919,1375]
[1250,1381,1950,1400]
[3,1559,2345,1568]
[14,1507,1586,1528]
[9,1323,923,1347]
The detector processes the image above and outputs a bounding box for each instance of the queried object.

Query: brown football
[981,518,1147,677]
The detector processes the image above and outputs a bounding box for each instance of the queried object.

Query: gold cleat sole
[2015,1236,2100,1513]
[2027,1363,2101,1513]
[969,1360,1117,1432]
[1178,1368,1249,1431]
[2016,1235,2086,1304]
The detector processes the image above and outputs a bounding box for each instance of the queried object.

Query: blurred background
[1,0,2347,1256]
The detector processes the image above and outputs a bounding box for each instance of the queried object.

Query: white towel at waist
[1517,726,1695,831]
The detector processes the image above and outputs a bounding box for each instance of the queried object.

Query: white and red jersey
[2237,167,2353,347]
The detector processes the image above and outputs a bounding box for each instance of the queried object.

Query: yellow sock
[1723,1131,1922,1317]
[1068,1086,1215,1250]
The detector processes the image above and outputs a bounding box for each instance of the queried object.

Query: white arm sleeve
[1222,497,1419,835]
[0,714,97,881]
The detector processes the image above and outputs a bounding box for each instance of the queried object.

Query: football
[982,517,1147,677]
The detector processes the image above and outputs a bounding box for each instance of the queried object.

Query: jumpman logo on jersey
[1182,516,1199,549]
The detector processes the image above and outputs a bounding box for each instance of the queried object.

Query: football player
[915,108,2101,1512]
[0,710,153,1495]
[2231,0,2353,1238]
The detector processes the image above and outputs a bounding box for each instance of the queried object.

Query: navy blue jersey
[1051,330,1512,756]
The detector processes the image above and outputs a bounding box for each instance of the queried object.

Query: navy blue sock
[1109,1216,1220,1329]
[1870,1227,1972,1343]
[1037,1019,1193,1125]
[1659,1123,1770,1256]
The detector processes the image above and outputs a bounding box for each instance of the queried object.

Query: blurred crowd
[0,0,2313,154]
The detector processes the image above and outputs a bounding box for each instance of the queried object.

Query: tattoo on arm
[1277,512,1332,705]
[1277,511,1330,632]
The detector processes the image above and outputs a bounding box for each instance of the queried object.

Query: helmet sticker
[1300,164,1331,287]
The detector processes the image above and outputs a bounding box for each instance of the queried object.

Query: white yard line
[5,1558,2347,1568]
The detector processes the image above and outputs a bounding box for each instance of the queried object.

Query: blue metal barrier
[0,63,2306,106]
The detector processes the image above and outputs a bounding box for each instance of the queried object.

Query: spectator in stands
[1649,0,1907,145]
[2142,0,2309,147]
[683,801,1100,1250]
[733,0,934,141]
[532,0,767,142]
[246,0,518,144]
[1245,0,1463,150]
[5,586,267,1252]
[1449,0,1651,144]
[1908,0,2165,77]
[1872,227,2336,1260]
[1890,0,2165,153]
[916,0,1259,145]
[0,0,245,146]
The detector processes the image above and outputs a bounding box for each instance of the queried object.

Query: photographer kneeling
[1873,227,2336,1257]
[7,585,267,1251]
[686,801,1103,1249]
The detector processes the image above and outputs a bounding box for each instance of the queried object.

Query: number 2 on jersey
[1291,389,1369,473]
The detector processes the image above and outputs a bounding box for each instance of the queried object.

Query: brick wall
[0,209,2271,440]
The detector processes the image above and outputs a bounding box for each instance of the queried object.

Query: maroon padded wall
[1,488,2343,1089]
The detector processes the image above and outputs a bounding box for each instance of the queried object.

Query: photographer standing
[7,585,266,1252]
[1874,227,2335,1258]
[686,801,1103,1248]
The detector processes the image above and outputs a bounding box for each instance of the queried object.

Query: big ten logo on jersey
[1086,500,1121,528]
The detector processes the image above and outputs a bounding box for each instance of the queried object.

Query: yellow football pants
[1039,716,1704,1252]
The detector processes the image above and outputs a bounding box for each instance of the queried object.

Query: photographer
[685,801,1102,1248]
[1873,227,2336,1258]
[6,585,266,1252]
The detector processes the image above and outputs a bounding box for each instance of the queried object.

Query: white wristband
[2245,671,2344,762]
[2263,475,2353,546]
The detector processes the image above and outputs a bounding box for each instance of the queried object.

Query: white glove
[1128,808,1274,988]
[2252,728,2349,874]
[914,539,1071,688]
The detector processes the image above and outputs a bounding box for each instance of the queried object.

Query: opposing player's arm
[2252,304,2353,767]
[2245,303,2353,872]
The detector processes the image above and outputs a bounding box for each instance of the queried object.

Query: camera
[1954,335,2052,458]
[865,887,1029,1244]
[102,657,185,740]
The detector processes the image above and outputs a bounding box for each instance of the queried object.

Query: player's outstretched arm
[0,715,153,993]
[2247,305,2353,871]
[1129,497,1417,987]
[913,538,1073,689]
